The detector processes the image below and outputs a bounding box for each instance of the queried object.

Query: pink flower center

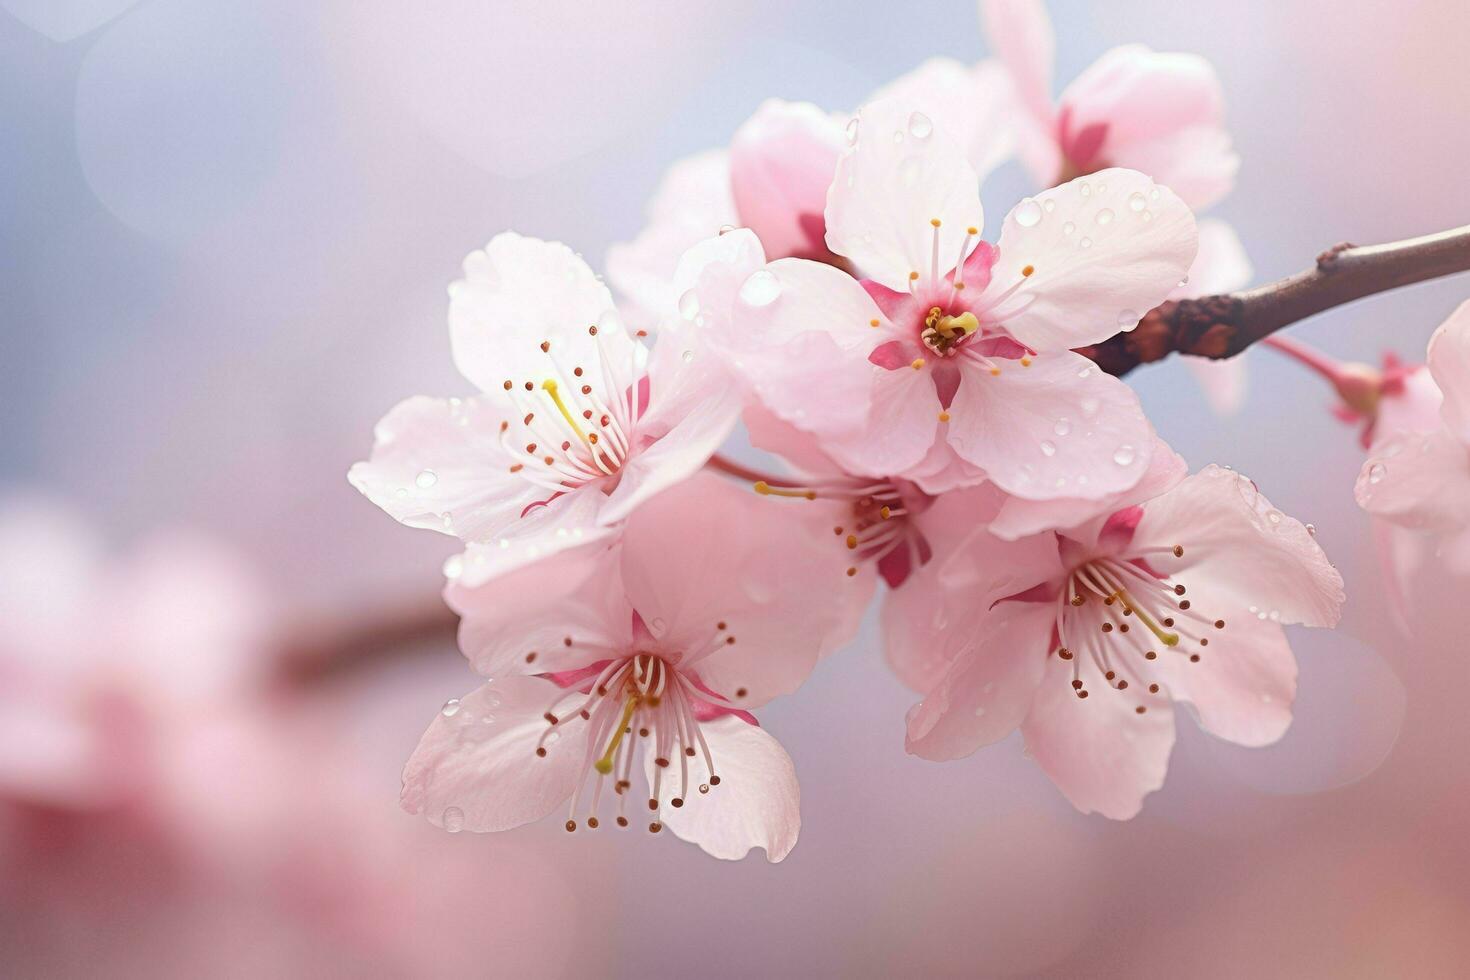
[752,476,933,586]
[496,325,649,499]
[1049,548,1225,710]
[534,647,733,834]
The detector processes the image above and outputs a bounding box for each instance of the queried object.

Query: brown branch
[1079,224,1470,375]
[274,595,458,685]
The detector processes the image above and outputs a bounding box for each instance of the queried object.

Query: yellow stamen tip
[930,218,942,227]
[594,759,613,775]
[869,318,880,327]
[911,358,926,370]
[938,411,951,422]
[1021,264,1035,277]
[966,226,978,235]
[909,271,920,281]
[990,367,1001,376]
[1021,357,1032,367]
[1162,634,1180,647]
[754,481,771,495]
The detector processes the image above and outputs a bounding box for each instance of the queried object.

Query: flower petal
[868,57,1016,184]
[1428,299,1470,443]
[947,349,1155,500]
[619,473,866,707]
[1137,465,1346,627]
[449,232,629,395]
[825,96,985,289]
[980,0,1055,128]
[729,99,846,262]
[1149,585,1297,748]
[985,168,1197,351]
[904,601,1055,759]
[348,395,536,541]
[1020,651,1176,819]
[400,677,584,833]
[447,488,616,589]
[1356,428,1470,531]
[605,150,736,325]
[651,715,800,862]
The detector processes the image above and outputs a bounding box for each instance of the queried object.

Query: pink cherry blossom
[983,0,1240,210]
[350,232,741,587]
[708,96,1197,498]
[1357,301,1470,571]
[401,473,865,861]
[893,465,1344,818]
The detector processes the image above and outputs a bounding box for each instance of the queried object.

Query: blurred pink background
[4,1,1470,976]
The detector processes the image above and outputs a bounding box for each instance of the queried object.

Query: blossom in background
[891,465,1344,818]
[708,96,1197,497]
[403,473,865,861]
[350,232,741,587]
[1357,301,1470,571]
[983,0,1239,210]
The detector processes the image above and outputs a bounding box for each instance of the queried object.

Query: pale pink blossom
[350,232,741,587]
[893,465,1344,818]
[707,96,1197,498]
[402,473,865,861]
[983,0,1240,210]
[1357,301,1470,572]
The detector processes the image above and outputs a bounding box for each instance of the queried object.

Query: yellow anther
[1021,357,1032,367]
[1022,264,1035,277]
[989,367,1001,376]
[930,218,942,227]
[880,506,892,519]
[869,318,880,327]
[911,358,926,370]
[966,226,978,235]
[938,411,951,422]
[754,481,817,500]
[909,271,920,281]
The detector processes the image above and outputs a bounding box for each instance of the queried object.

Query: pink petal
[821,358,940,479]
[825,96,985,290]
[1356,429,1470,532]
[947,350,1155,500]
[1149,584,1297,747]
[1373,366,1444,446]
[449,233,630,395]
[650,715,800,862]
[984,168,1198,351]
[605,149,736,325]
[980,0,1056,129]
[1427,299,1470,443]
[400,677,584,833]
[1020,651,1176,819]
[1137,465,1346,628]
[729,99,846,262]
[348,395,537,540]
[447,534,629,678]
[446,488,617,590]
[868,56,1016,183]
[1114,125,1240,213]
[904,601,1055,759]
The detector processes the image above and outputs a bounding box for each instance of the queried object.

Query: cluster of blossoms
[351,0,1357,860]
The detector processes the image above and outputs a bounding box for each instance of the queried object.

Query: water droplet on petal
[1014,198,1043,227]
[718,224,736,236]
[1080,397,1100,417]
[442,698,462,717]
[1368,463,1387,484]
[738,269,781,307]
[1077,366,1092,379]
[1079,182,1092,198]
[845,116,859,145]
[681,349,695,363]
[1095,208,1114,226]
[907,111,933,139]
[442,555,464,580]
[1117,309,1139,329]
[1040,441,1056,457]
[443,807,465,833]
[1149,187,1161,201]
[1078,237,1093,249]
[1306,523,1317,536]
[1043,199,1056,212]
[678,290,700,319]
[415,469,439,489]
[1053,419,1072,436]
[1266,509,1283,525]
[1113,445,1136,466]
[1062,221,1076,236]
[1128,192,1147,212]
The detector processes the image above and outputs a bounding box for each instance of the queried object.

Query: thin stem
[705,452,786,486]
[1081,223,1470,375]
[1260,334,1348,385]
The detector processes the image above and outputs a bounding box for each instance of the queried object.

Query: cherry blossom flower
[892,465,1344,818]
[983,0,1240,211]
[350,232,741,587]
[707,96,1196,497]
[1357,301,1470,571]
[401,473,864,861]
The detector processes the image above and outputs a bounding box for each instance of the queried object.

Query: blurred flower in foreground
[894,465,1344,818]
[406,473,865,861]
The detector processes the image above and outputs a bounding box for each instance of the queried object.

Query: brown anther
[717,621,727,630]
[647,799,658,811]
[709,775,721,786]
[1101,623,1113,633]
[846,534,858,550]
[1200,638,1209,647]
[1117,680,1129,690]
[1078,690,1090,699]
[524,381,534,391]
[535,747,547,757]
[1104,671,1116,681]
[736,687,748,698]
[1173,545,1184,558]
[588,433,599,444]
[1189,654,1201,663]
[580,710,590,720]
[1059,648,1074,660]
[583,409,593,420]
[596,685,608,696]
[574,366,584,377]
[1174,584,1186,595]
[499,421,509,432]
[561,440,571,451]
[1071,679,1083,690]
[1104,595,1115,606]
[565,820,576,832]
[1214,619,1226,629]
[616,816,628,827]
[1119,623,1130,633]
[540,341,550,353]
[1135,706,1147,714]
[1022,264,1035,277]
[649,822,662,833]
[509,464,523,473]
[846,567,858,577]
[587,817,599,829]
[655,757,670,768]
[526,442,537,453]
[639,727,650,738]
[1145,651,1158,660]
[543,456,555,465]
[563,637,573,647]
[636,329,648,338]
[725,636,736,645]
[685,746,696,756]
[1148,683,1160,694]
[1071,595,1084,606]
[1179,600,1191,610]
[588,325,598,336]
[503,380,513,390]
[671,798,684,808]
[1162,618,1175,628]
[600,414,610,426]
[581,384,592,395]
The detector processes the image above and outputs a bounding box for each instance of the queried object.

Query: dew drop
[907,110,933,139]
[1149,187,1161,201]
[1095,208,1115,226]
[1014,198,1043,227]
[1306,523,1317,536]
[443,807,465,833]
[442,555,464,580]
[415,469,437,489]
[1141,211,1153,222]
[1128,192,1147,212]
[1053,418,1072,436]
[677,290,700,319]
[845,116,859,145]
[892,129,904,143]
[1113,445,1136,466]
[681,349,695,363]
[718,224,736,236]
[1117,309,1140,329]
[738,269,781,307]
[1080,397,1100,417]
[1042,199,1056,213]
[1079,182,1092,198]
[1078,237,1093,249]
[1368,463,1387,484]
[1062,221,1076,236]
[1040,441,1056,457]
[442,698,462,717]
[1266,509,1283,525]
[1077,366,1092,379]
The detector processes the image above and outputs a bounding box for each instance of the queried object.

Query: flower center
[534,649,726,834]
[921,307,979,355]
[1053,549,1225,711]
[753,476,922,580]
[497,325,648,497]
